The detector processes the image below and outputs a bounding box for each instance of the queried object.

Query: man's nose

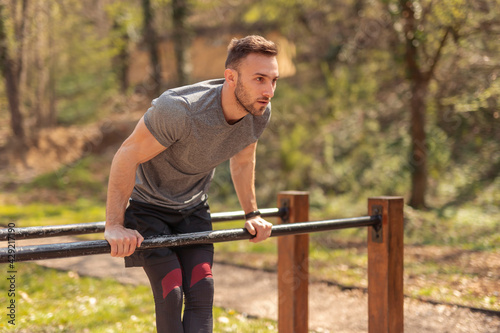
[263,82,275,99]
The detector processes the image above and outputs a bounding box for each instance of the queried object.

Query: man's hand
[245,217,272,243]
[104,225,144,257]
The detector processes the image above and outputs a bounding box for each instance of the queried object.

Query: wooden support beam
[367,197,405,333]
[277,191,309,333]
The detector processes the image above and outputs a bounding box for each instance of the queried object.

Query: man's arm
[230,142,272,243]
[105,116,166,257]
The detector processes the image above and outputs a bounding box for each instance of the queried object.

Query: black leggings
[123,200,215,332]
[144,246,214,333]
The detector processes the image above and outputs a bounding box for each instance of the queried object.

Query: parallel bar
[1,222,105,240]
[0,216,380,263]
[0,207,285,241]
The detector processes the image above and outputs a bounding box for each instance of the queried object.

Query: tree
[109,8,131,94]
[396,0,452,208]
[172,0,191,86]
[142,0,162,96]
[33,0,57,129]
[0,1,27,144]
[236,0,498,209]
[383,0,498,208]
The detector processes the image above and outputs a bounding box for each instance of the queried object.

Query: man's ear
[224,68,237,86]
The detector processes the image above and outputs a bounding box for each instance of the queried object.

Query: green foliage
[19,156,108,201]
[404,204,500,250]
[1,0,497,216]
[51,2,119,125]
[105,0,143,39]
[433,0,468,27]
[243,0,299,24]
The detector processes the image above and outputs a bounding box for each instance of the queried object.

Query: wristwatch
[244,210,261,219]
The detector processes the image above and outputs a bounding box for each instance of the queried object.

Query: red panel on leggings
[190,262,213,287]
[162,268,182,299]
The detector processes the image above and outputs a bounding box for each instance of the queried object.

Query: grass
[16,156,109,202]
[0,263,155,332]
[0,200,106,229]
[404,203,500,250]
[0,263,277,333]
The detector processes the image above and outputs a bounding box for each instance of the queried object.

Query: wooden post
[277,191,309,333]
[367,197,404,333]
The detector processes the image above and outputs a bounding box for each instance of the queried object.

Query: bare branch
[424,26,451,81]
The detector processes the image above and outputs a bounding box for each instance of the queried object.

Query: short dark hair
[225,35,278,70]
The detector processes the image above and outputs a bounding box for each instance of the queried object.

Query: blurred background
[0,0,498,331]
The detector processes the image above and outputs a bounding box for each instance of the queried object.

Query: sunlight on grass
[309,244,368,287]
[0,263,155,332]
[0,199,105,228]
[214,307,276,333]
[0,263,276,332]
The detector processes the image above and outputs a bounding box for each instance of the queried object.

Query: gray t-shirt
[130,79,271,209]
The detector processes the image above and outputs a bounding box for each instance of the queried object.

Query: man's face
[233,53,279,117]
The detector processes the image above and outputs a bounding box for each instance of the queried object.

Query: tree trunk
[0,3,26,143]
[2,58,25,141]
[34,2,48,129]
[111,13,130,94]
[409,80,429,208]
[116,31,130,94]
[172,0,191,86]
[34,0,56,129]
[47,3,57,127]
[401,0,427,209]
[142,0,161,97]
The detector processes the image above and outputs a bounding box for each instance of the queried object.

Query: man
[104,35,279,332]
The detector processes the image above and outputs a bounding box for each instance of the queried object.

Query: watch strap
[244,210,261,219]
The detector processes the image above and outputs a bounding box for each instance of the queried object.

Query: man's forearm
[230,145,258,214]
[230,143,272,243]
[231,164,257,213]
[105,150,139,228]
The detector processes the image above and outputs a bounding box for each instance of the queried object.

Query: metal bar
[0,207,286,241]
[0,215,380,263]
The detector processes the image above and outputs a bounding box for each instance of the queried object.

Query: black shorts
[123,199,213,267]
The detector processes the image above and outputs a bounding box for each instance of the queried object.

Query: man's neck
[221,81,247,125]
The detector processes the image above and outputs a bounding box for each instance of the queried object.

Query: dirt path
[22,237,500,333]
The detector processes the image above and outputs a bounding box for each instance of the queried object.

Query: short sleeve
[143,91,191,148]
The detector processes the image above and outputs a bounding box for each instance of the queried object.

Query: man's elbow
[112,143,142,169]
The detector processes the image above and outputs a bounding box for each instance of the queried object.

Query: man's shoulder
[168,79,224,102]
[144,79,225,135]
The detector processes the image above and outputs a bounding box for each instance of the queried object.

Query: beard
[234,77,269,117]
